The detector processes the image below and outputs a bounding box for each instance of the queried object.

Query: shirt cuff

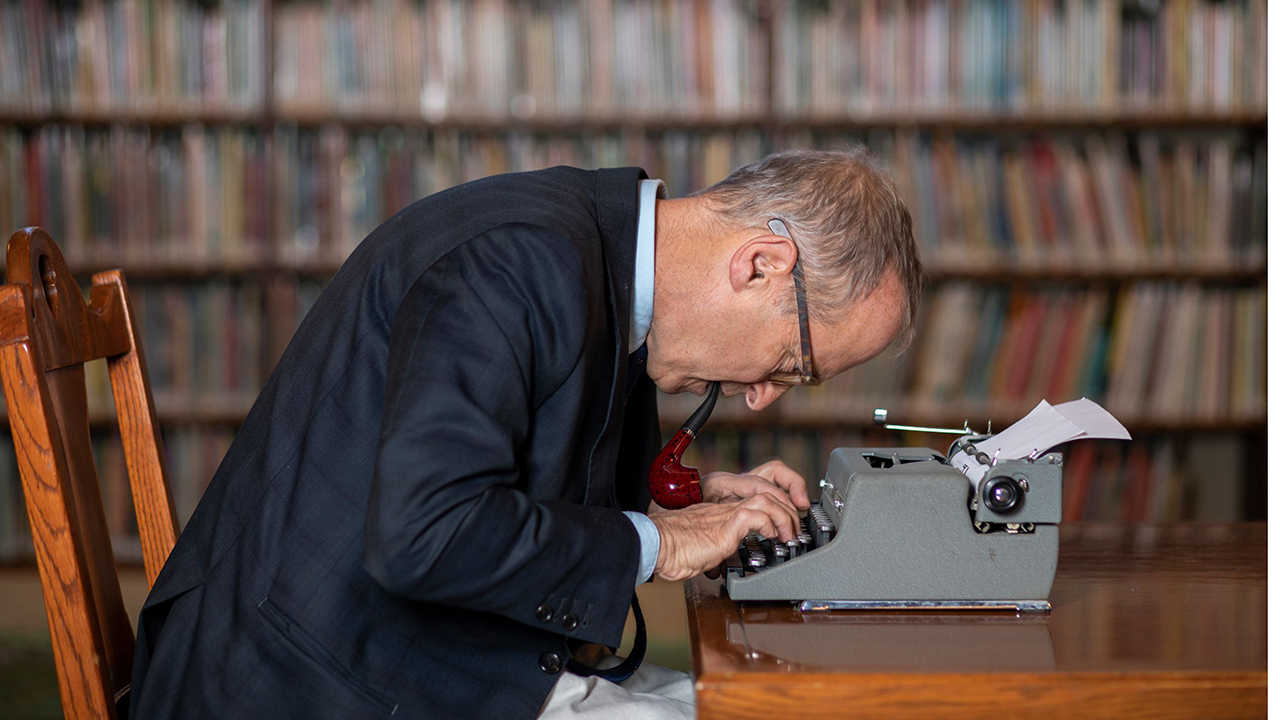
[622,511,660,585]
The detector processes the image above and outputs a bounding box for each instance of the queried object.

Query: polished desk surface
[685,523,1266,719]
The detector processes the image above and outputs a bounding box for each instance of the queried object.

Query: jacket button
[539,651,563,674]
[536,604,554,622]
[561,613,579,631]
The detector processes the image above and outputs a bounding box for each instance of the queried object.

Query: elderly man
[129,149,922,720]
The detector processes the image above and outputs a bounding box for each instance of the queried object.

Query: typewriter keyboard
[732,504,837,574]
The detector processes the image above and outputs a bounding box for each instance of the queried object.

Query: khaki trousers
[538,658,695,719]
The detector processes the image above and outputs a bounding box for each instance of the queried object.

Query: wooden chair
[0,227,179,720]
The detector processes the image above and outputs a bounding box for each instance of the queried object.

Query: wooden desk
[685,523,1266,719]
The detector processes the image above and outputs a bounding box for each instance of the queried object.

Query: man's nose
[746,381,789,411]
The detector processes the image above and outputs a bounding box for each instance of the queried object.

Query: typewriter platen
[724,445,1061,612]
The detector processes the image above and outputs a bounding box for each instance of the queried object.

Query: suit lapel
[583,167,647,506]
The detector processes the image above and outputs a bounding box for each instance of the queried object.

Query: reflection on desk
[686,523,1265,719]
[725,611,1055,673]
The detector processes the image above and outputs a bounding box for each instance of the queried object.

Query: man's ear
[728,234,797,292]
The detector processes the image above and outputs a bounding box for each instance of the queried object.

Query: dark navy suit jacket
[129,166,662,719]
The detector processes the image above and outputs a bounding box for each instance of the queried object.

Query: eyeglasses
[765,218,819,386]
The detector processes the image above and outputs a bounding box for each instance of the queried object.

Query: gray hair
[692,149,924,350]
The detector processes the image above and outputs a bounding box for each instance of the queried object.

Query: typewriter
[724,441,1062,613]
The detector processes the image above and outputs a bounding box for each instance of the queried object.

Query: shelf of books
[0,0,1266,563]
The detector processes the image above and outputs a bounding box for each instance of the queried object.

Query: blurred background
[0,0,1266,716]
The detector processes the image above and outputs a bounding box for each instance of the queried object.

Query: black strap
[565,594,646,683]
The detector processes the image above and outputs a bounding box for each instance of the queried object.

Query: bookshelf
[0,0,1267,564]
[0,109,1268,133]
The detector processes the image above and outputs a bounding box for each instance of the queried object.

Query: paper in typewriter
[950,399,1131,487]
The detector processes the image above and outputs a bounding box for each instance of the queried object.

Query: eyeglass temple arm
[768,218,815,384]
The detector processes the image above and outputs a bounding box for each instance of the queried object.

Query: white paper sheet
[1052,398,1131,440]
[949,398,1131,487]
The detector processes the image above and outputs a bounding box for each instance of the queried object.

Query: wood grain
[5,229,132,371]
[0,286,117,719]
[694,671,1264,720]
[45,363,136,699]
[686,523,1266,719]
[0,227,181,719]
[97,270,179,586]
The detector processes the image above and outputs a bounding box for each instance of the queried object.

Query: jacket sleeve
[362,224,641,647]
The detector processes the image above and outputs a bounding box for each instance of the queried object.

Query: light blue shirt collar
[630,179,666,354]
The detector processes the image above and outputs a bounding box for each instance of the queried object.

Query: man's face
[646,268,907,410]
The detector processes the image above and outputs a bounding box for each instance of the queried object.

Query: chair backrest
[0,227,179,720]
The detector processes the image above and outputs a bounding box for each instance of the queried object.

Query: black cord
[565,594,647,683]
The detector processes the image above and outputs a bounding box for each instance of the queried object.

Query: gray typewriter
[724,432,1062,612]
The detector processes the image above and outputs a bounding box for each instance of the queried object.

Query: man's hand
[701,459,811,511]
[649,495,801,582]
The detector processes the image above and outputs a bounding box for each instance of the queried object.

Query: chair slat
[46,363,137,689]
[1,228,182,719]
[0,285,118,720]
[97,271,179,585]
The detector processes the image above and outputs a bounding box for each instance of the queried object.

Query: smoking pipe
[648,382,720,509]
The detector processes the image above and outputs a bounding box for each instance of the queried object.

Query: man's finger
[733,504,783,543]
[739,508,779,539]
[746,478,795,509]
[761,491,802,536]
[772,467,811,510]
[753,460,811,510]
[742,494,799,541]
